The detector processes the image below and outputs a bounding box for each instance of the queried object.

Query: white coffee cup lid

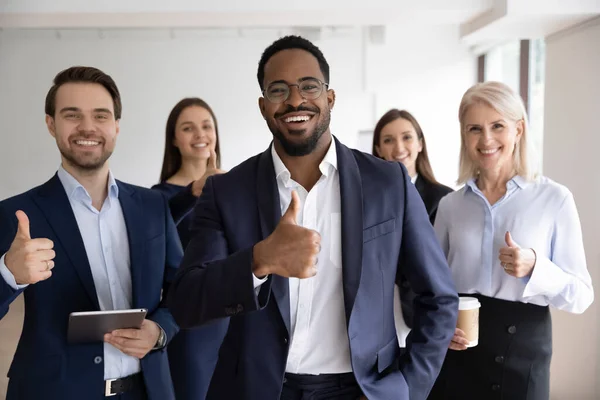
[458,296,481,310]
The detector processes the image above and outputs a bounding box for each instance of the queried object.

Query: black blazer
[414,176,453,225]
[399,175,453,329]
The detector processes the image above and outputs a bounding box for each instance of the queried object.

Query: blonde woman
[428,81,593,400]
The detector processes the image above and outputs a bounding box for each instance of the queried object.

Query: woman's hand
[449,328,469,351]
[191,148,226,197]
[499,231,537,278]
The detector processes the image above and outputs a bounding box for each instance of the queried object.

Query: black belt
[105,373,144,397]
[283,372,357,391]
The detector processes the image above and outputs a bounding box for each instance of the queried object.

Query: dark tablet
[67,309,147,344]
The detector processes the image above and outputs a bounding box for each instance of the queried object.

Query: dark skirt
[428,294,552,400]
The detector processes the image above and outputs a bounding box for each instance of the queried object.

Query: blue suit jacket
[169,139,458,400]
[0,175,182,400]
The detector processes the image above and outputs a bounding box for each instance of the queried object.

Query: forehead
[464,102,503,122]
[177,106,213,124]
[55,82,114,112]
[382,118,415,135]
[263,49,324,85]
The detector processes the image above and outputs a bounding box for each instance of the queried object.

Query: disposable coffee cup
[457,297,481,347]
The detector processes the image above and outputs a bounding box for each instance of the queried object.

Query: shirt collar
[270,140,338,187]
[57,165,119,201]
[464,174,530,195]
[411,174,418,184]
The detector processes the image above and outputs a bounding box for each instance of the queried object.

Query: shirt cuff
[0,254,29,291]
[522,254,564,299]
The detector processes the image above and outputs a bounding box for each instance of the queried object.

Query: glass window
[528,39,546,172]
[485,41,521,94]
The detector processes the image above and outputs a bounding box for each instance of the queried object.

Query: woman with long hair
[372,109,452,224]
[153,98,227,400]
[429,82,593,399]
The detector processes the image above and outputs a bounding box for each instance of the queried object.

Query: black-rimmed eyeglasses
[262,78,329,104]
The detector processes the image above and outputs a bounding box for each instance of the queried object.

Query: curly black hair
[257,35,330,91]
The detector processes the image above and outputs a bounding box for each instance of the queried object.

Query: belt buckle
[105,378,117,397]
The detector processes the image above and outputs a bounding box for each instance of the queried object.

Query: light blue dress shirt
[434,175,593,314]
[0,166,140,379]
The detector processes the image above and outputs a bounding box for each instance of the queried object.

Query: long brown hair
[372,109,439,184]
[159,98,221,183]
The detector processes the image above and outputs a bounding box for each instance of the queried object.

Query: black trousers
[280,372,363,400]
[428,294,552,400]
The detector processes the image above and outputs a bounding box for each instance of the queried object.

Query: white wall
[0,27,475,199]
[544,17,600,400]
[368,24,476,186]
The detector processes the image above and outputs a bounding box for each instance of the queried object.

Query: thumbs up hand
[253,191,321,279]
[498,231,537,278]
[4,211,55,285]
[191,148,226,197]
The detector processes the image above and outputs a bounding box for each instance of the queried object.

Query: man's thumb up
[15,210,31,241]
[281,191,300,225]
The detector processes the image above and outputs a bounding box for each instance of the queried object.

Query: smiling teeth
[193,144,208,148]
[285,116,310,123]
[480,149,498,154]
[76,140,99,146]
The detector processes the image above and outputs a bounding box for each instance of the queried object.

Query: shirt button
[284,338,288,344]
[495,356,504,363]
[94,356,103,364]
[507,325,517,334]
[491,384,501,391]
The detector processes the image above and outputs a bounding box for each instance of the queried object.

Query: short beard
[270,108,331,157]
[59,148,112,171]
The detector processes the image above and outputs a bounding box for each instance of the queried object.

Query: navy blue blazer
[0,175,182,400]
[169,139,458,400]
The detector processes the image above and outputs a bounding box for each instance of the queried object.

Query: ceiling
[0,0,598,52]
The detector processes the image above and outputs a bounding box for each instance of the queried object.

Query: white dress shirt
[0,166,140,379]
[434,175,593,313]
[255,142,353,375]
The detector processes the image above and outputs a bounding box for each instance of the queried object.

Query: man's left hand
[104,319,161,359]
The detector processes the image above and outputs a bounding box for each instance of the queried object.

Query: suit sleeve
[395,164,458,399]
[168,176,271,329]
[146,193,182,344]
[0,204,25,316]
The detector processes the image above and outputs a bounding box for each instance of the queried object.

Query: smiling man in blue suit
[169,36,459,400]
[0,67,181,400]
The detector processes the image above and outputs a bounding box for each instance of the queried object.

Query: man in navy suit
[169,36,458,400]
[0,67,181,399]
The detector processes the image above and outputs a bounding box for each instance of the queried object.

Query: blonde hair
[457,81,537,184]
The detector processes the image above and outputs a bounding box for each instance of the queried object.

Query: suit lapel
[117,182,144,308]
[33,175,100,310]
[256,146,291,335]
[335,139,364,325]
